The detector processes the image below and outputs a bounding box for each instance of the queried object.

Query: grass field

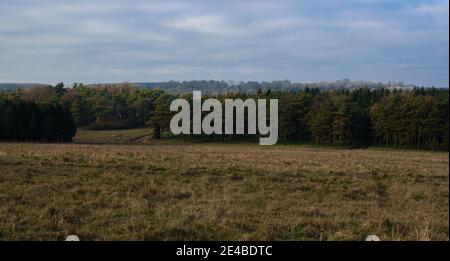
[74,128,154,144]
[0,135,448,241]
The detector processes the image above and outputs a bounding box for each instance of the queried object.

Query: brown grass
[0,142,448,240]
[74,128,153,144]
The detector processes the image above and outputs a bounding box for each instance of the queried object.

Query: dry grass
[0,142,448,240]
[74,128,153,144]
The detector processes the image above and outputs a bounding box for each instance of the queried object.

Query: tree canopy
[1,83,448,150]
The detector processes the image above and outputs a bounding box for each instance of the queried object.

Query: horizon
[0,79,448,88]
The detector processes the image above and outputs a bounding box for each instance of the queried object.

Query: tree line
[0,83,448,150]
[0,97,76,142]
[162,87,447,150]
[134,79,415,95]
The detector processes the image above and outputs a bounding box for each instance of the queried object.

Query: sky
[0,0,448,86]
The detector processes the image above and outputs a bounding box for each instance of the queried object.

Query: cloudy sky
[0,0,448,86]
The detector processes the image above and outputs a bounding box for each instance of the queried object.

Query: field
[74,128,154,144]
[0,131,448,240]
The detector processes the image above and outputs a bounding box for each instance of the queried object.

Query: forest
[0,83,448,150]
[0,98,76,142]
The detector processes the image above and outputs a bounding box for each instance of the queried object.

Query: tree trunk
[153,125,161,139]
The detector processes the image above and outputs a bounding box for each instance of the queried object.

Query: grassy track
[73,128,153,144]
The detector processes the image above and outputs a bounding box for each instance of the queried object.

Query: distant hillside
[133,79,417,95]
[2,80,422,94]
[0,83,48,91]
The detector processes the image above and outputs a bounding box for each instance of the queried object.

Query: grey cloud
[0,0,448,86]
